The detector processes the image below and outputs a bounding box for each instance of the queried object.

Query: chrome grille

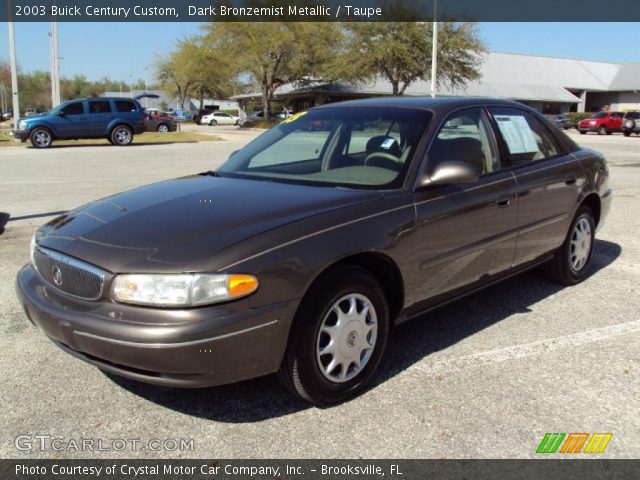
[33,247,106,300]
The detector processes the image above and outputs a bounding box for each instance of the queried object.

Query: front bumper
[578,124,599,132]
[16,265,297,388]
[12,129,29,142]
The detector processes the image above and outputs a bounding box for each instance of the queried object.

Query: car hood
[36,175,382,273]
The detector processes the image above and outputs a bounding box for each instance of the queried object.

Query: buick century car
[16,97,611,405]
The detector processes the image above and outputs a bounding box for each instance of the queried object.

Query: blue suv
[13,94,158,148]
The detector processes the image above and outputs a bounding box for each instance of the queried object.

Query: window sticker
[494,115,539,154]
[380,138,396,149]
[281,111,307,124]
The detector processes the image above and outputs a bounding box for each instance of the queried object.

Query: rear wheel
[29,127,53,148]
[157,123,169,133]
[623,131,631,137]
[278,267,390,406]
[208,119,217,126]
[110,125,133,146]
[545,206,595,285]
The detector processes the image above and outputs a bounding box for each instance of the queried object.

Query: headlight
[112,273,259,307]
[590,120,597,125]
[18,121,27,131]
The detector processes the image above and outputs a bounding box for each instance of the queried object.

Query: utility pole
[0,83,6,113]
[430,0,438,98]
[49,4,61,107]
[8,0,20,126]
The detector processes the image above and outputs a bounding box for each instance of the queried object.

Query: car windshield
[217,107,432,189]
[592,112,608,119]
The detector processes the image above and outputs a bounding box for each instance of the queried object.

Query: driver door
[407,107,518,305]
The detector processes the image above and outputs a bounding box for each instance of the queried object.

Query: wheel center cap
[346,331,358,348]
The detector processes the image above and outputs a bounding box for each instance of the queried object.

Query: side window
[489,107,562,167]
[115,101,136,112]
[59,102,84,115]
[88,100,112,114]
[428,107,498,175]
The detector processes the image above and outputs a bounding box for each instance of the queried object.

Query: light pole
[0,83,6,113]
[49,4,61,107]
[144,66,148,108]
[8,0,20,127]
[430,0,438,98]
[129,74,133,98]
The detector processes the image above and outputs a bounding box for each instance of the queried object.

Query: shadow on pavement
[106,239,622,422]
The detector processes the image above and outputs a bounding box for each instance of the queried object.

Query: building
[232,52,640,114]
[100,90,239,113]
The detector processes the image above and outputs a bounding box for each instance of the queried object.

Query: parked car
[144,112,177,133]
[16,97,611,405]
[193,109,214,125]
[621,111,640,137]
[578,111,624,135]
[13,94,158,148]
[200,111,240,126]
[24,107,38,117]
[546,113,572,130]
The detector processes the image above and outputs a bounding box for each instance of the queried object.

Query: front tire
[278,267,390,406]
[545,206,595,285]
[597,125,608,135]
[30,127,53,148]
[623,131,631,137]
[110,125,133,146]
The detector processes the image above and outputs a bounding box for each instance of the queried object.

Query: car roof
[312,96,529,113]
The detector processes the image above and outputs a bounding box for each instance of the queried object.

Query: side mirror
[418,160,480,187]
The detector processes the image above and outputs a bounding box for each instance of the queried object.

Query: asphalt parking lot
[0,127,638,458]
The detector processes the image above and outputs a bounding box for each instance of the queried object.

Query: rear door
[86,99,114,136]
[487,106,582,266]
[408,107,518,304]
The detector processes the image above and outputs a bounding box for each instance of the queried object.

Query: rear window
[88,100,112,114]
[115,101,137,112]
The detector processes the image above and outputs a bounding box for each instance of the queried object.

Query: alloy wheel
[32,129,52,148]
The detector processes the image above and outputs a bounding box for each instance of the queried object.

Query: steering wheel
[364,151,401,168]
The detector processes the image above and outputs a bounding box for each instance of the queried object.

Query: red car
[578,111,624,135]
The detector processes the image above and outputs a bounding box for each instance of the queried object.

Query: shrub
[565,112,594,127]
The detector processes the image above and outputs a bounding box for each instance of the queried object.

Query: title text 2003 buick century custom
[16,98,611,405]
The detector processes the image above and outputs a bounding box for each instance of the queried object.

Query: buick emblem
[52,265,63,286]
[346,331,358,348]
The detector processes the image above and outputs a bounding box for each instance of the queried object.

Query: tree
[330,22,485,95]
[202,22,340,118]
[156,37,233,109]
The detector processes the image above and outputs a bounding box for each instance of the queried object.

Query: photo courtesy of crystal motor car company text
[1,0,638,476]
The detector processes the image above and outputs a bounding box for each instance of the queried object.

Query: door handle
[495,197,512,208]
[565,175,577,185]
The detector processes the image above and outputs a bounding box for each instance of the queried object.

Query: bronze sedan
[16,97,611,405]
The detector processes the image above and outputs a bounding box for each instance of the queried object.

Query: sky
[0,22,639,83]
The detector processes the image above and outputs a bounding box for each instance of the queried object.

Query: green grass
[0,130,222,147]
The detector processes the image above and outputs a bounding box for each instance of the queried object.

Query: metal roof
[232,52,640,104]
